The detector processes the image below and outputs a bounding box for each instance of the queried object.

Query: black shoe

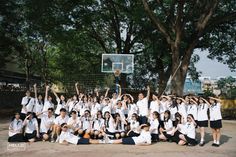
[212,143,217,147]
[199,141,205,147]
[215,144,220,147]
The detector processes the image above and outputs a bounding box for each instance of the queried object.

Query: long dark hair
[114,113,122,130]
[104,111,110,128]
[164,110,171,122]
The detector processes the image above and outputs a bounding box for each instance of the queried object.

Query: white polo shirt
[197,103,208,121]
[24,118,38,134]
[209,103,222,121]
[137,98,148,116]
[9,119,23,137]
[54,115,69,125]
[132,130,151,145]
[40,114,55,133]
[149,119,159,134]
[59,130,80,145]
[21,96,35,114]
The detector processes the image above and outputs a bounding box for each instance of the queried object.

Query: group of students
[8,83,223,147]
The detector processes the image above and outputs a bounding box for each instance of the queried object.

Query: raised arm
[209,97,221,103]
[146,86,150,100]
[45,85,50,101]
[51,87,59,100]
[94,87,99,97]
[104,87,110,98]
[33,84,37,99]
[200,97,210,106]
[75,82,79,96]
[117,84,122,98]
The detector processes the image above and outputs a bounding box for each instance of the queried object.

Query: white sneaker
[103,134,110,144]
[56,137,60,143]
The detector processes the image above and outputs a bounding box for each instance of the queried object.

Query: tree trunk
[25,59,30,90]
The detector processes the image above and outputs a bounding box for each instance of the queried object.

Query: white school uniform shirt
[91,103,101,117]
[55,98,67,115]
[39,114,55,133]
[128,103,138,117]
[197,103,209,121]
[137,97,148,116]
[9,119,23,137]
[110,98,119,114]
[21,96,35,114]
[42,100,54,112]
[169,105,178,121]
[149,119,159,134]
[159,101,169,121]
[115,107,126,120]
[150,101,159,114]
[35,99,43,115]
[59,130,80,145]
[129,120,140,133]
[93,118,105,131]
[81,116,92,130]
[187,104,198,120]
[177,123,187,134]
[164,119,173,134]
[132,130,152,145]
[102,104,112,116]
[178,103,187,121]
[209,103,222,121]
[24,118,38,134]
[68,101,79,113]
[114,121,125,132]
[184,122,196,139]
[104,118,115,133]
[67,117,81,132]
[54,115,69,125]
[80,102,90,116]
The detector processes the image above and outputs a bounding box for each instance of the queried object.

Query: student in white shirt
[52,88,67,117]
[23,112,39,142]
[8,112,26,142]
[127,113,140,137]
[209,97,222,147]
[197,97,209,146]
[149,94,160,120]
[59,123,106,145]
[159,96,169,122]
[106,124,151,145]
[159,110,173,141]
[20,90,35,120]
[33,84,44,125]
[103,111,116,138]
[186,99,198,121]
[102,98,112,116]
[67,111,81,135]
[168,98,179,124]
[137,86,150,124]
[37,108,55,141]
[67,95,80,116]
[51,108,69,142]
[114,101,126,120]
[114,113,127,139]
[172,114,197,146]
[91,97,101,119]
[42,85,54,112]
[149,111,160,142]
[78,110,93,138]
[176,97,187,122]
[91,111,105,139]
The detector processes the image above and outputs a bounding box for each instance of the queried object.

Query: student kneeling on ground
[59,123,106,145]
[106,123,151,145]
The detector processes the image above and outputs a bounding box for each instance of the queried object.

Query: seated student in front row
[23,112,40,142]
[159,110,173,141]
[37,108,55,141]
[8,112,27,142]
[105,123,151,145]
[171,114,197,146]
[59,123,106,145]
[149,111,160,142]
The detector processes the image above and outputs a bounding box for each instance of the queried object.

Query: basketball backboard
[101,54,134,73]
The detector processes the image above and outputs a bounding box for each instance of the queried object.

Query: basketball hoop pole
[114,69,121,94]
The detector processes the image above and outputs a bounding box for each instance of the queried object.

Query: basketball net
[114,69,121,77]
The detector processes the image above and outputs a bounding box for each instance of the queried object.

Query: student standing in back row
[20,90,35,120]
[209,97,222,147]
[137,86,150,124]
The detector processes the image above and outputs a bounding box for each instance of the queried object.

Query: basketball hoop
[114,69,121,77]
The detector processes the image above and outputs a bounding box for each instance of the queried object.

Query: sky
[194,50,235,79]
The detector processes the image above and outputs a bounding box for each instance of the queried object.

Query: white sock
[108,140,114,144]
[213,140,217,144]
[216,141,220,145]
[200,138,204,142]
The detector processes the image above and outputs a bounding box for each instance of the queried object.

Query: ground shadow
[196,132,232,145]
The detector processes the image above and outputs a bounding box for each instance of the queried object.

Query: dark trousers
[8,133,27,142]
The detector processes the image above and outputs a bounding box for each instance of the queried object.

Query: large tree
[142,0,236,95]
